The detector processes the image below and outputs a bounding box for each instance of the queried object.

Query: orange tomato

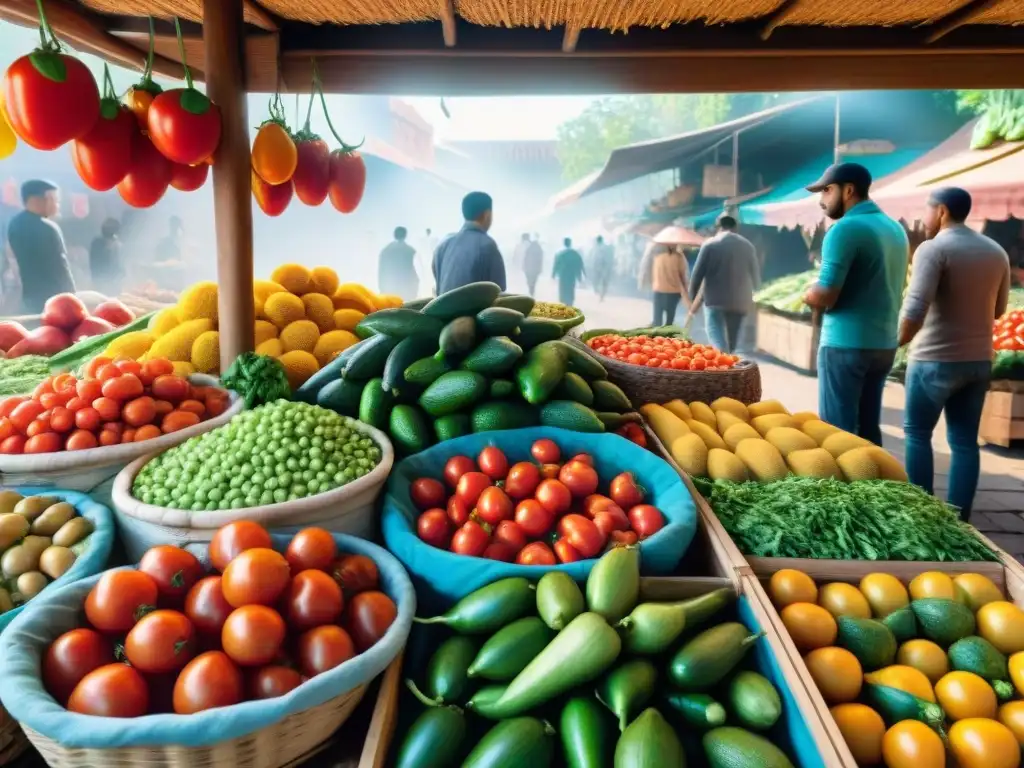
[0,435,25,453]
[882,720,946,768]
[0,397,25,418]
[162,410,201,433]
[96,364,121,382]
[9,400,43,432]
[0,418,15,441]
[935,671,997,720]
[769,569,818,607]
[123,396,157,427]
[93,397,121,422]
[948,718,1020,768]
[125,86,156,126]
[998,700,1024,746]
[121,428,137,443]
[65,430,99,451]
[25,417,51,437]
[25,432,61,453]
[74,407,101,432]
[102,374,144,402]
[831,703,885,765]
[806,646,862,703]
[780,602,837,651]
[252,121,298,186]
[76,378,103,403]
[134,424,162,442]
[178,399,206,417]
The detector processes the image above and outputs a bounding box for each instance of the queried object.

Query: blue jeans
[705,308,746,353]
[904,360,991,519]
[818,346,896,446]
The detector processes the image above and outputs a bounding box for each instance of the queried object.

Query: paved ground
[519,274,1024,562]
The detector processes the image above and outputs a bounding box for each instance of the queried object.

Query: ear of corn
[309,266,340,297]
[264,292,306,329]
[278,350,320,389]
[716,410,745,436]
[685,419,728,451]
[256,338,284,357]
[867,447,909,481]
[723,422,761,452]
[765,427,819,457]
[790,410,820,425]
[149,308,180,336]
[707,448,749,482]
[148,319,214,362]
[280,320,321,353]
[787,448,844,480]
[104,331,155,359]
[177,281,219,322]
[670,433,708,477]
[271,264,312,295]
[313,330,360,367]
[640,404,691,448]
[747,399,789,418]
[662,400,692,422]
[734,438,789,481]
[752,413,798,436]
[836,446,881,481]
[689,401,718,429]
[302,293,337,333]
[802,419,841,444]
[254,320,278,346]
[190,331,221,374]
[710,396,749,421]
[822,431,873,458]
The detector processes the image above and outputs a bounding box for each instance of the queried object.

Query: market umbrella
[653,225,705,247]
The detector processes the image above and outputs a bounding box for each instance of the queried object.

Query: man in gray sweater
[898,187,1011,520]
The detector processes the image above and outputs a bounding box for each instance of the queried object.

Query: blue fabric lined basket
[0,532,415,750]
[0,487,115,635]
[382,427,697,611]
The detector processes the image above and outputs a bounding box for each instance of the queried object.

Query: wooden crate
[356,651,403,768]
[980,380,1024,448]
[755,308,820,373]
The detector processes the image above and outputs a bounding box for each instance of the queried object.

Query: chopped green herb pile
[0,355,51,396]
[693,477,998,562]
[221,352,292,409]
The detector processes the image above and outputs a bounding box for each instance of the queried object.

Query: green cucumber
[836,616,897,670]
[344,333,399,379]
[540,400,605,433]
[554,372,594,406]
[614,708,685,767]
[294,338,364,403]
[382,334,439,394]
[947,636,1015,700]
[423,282,502,321]
[911,598,976,647]
[466,684,508,719]
[516,317,564,350]
[488,612,622,718]
[460,336,523,375]
[516,341,569,404]
[493,294,536,315]
[434,413,471,442]
[669,623,763,691]
[419,371,488,418]
[882,606,918,643]
[489,379,516,399]
[536,571,585,631]
[425,635,479,704]
[663,692,727,729]
[476,306,525,336]
[591,380,632,411]
[561,342,608,380]
[703,727,796,768]
[414,577,536,634]
[462,717,555,768]
[679,587,736,628]
[356,308,442,339]
[863,683,946,732]
[389,404,433,454]
[316,377,363,417]
[586,546,639,624]
[402,297,431,310]
[471,401,539,433]
[616,601,689,655]
[395,689,467,768]
[357,378,393,430]
[596,658,657,731]
[560,696,612,768]
[467,617,555,681]
[404,355,453,386]
[729,671,782,731]
[438,316,478,356]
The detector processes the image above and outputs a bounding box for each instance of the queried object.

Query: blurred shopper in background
[433,191,506,294]
[552,236,586,306]
[639,242,689,326]
[379,226,418,300]
[689,215,759,353]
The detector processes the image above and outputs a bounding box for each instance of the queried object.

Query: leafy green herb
[0,356,51,396]
[220,352,291,409]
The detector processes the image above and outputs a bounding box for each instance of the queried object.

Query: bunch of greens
[221,352,292,409]
[753,269,818,315]
[0,355,51,396]
[694,477,998,562]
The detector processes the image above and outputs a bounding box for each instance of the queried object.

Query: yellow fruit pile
[767,568,1024,768]
[640,397,907,484]
[103,264,403,388]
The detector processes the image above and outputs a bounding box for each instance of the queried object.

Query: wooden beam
[760,0,804,40]
[243,0,279,31]
[203,0,254,370]
[562,25,580,53]
[0,0,185,80]
[439,0,456,47]
[924,0,1002,43]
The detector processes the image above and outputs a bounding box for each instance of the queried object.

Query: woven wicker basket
[566,338,762,406]
[0,704,27,766]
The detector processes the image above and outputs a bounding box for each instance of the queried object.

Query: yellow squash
[818,582,872,619]
[948,718,1021,768]
[881,720,946,768]
[859,573,910,617]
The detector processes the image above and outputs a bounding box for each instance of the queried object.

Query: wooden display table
[980,380,1024,448]
[755,308,820,374]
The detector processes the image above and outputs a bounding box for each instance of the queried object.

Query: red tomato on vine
[3,50,99,150]
[252,170,293,217]
[328,150,366,214]
[117,132,172,208]
[169,161,209,192]
[71,103,135,191]
[292,137,331,206]
[147,87,222,166]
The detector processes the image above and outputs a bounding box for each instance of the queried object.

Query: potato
[0,513,30,551]
[31,502,76,536]
[52,517,94,548]
[0,490,23,515]
[14,496,58,522]
[20,535,51,559]
[39,546,76,580]
[0,587,12,614]
[15,571,48,600]
[2,544,39,578]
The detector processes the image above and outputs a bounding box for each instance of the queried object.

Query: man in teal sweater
[803,163,909,445]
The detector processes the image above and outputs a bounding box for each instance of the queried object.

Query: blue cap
[806,162,872,193]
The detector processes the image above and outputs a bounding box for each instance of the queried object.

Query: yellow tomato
[252,121,298,186]
[819,582,872,619]
[948,718,1021,768]
[806,647,863,704]
[909,571,956,600]
[954,573,1004,611]
[780,602,837,652]
[770,568,818,608]
[865,665,936,702]
[830,703,885,766]
[859,573,909,617]
[1010,652,1024,697]
[977,602,1024,655]
[124,86,156,127]
[0,94,15,161]
[897,639,949,683]
[935,671,997,720]
[882,720,946,768]
[998,700,1024,746]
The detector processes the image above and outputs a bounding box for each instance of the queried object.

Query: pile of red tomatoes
[413,438,667,565]
[42,522,397,717]
[586,334,740,371]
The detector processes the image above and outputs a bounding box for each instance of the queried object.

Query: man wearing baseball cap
[803,162,909,445]
[898,187,1010,520]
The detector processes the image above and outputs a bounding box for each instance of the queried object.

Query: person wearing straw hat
[898,187,1010,520]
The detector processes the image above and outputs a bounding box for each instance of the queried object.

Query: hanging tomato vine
[124,17,162,128]
[252,90,299,186]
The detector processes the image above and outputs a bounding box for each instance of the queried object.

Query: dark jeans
[525,273,539,297]
[904,360,991,519]
[705,308,746,353]
[818,346,896,446]
[653,292,680,326]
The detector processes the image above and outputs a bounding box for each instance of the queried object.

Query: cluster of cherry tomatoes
[587,334,740,371]
[0,356,229,455]
[413,439,667,565]
[993,309,1024,351]
[42,521,397,717]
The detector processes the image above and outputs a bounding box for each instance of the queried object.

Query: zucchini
[476,306,525,336]
[598,411,641,430]
[669,623,763,691]
[460,336,523,375]
[424,281,502,321]
[882,606,918,643]
[414,577,536,634]
[402,297,431,310]
[382,334,438,394]
[466,684,507,719]
[461,717,555,768]
[438,316,478,357]
[678,587,736,628]
[395,687,467,768]
[425,635,479,704]
[863,682,946,733]
[663,692,727,729]
[516,317,564,349]
[294,337,365,403]
[560,697,611,768]
[468,616,555,681]
[344,333,399,379]
[488,378,516,399]
[615,708,685,767]
[493,294,536,315]
[616,601,689,655]
[356,308,442,339]
[703,727,796,768]
[536,571,585,631]
[357,378,393,430]
[560,341,608,380]
[389,404,433,454]
[553,372,594,406]
[404,355,452,387]
[586,546,639,624]
[596,659,657,731]
[729,671,782,731]
[316,377,363,417]
[419,371,488,418]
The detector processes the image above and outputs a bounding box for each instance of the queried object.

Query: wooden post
[203,0,254,372]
